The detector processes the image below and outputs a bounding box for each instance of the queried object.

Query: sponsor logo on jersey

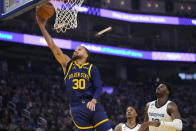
[149,112,165,117]
[73,66,76,70]
[69,72,90,80]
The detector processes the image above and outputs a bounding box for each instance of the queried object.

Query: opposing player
[114,106,141,131]
[36,9,112,131]
[140,83,183,131]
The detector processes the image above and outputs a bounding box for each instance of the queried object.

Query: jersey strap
[88,64,93,79]
[64,62,73,80]
[74,61,89,69]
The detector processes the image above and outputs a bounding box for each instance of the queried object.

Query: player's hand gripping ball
[36,2,55,20]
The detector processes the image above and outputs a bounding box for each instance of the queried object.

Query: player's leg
[95,121,113,131]
[70,104,94,131]
[93,103,112,131]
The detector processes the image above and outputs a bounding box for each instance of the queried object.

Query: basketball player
[36,10,112,131]
[140,83,183,131]
[114,106,141,131]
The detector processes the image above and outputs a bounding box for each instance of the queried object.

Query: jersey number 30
[72,79,85,89]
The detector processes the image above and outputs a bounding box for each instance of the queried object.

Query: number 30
[72,79,85,89]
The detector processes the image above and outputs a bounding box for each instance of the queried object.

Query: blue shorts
[70,102,111,131]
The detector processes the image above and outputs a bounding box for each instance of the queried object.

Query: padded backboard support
[0,0,48,20]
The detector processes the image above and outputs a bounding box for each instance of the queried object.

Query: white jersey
[121,123,141,131]
[148,100,176,131]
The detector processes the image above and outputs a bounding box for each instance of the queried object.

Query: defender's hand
[87,99,97,111]
[150,121,160,127]
[139,122,150,131]
[138,121,160,131]
[36,6,47,27]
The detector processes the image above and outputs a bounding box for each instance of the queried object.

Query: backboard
[0,0,48,20]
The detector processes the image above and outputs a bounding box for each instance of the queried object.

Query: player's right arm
[36,9,70,74]
[138,103,151,131]
[114,123,122,131]
[144,103,149,122]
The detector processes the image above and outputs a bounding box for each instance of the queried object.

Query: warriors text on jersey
[121,124,140,131]
[64,61,102,107]
[148,100,176,131]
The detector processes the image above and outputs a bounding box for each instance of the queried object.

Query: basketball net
[50,0,84,33]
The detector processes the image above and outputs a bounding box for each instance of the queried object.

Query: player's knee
[107,128,113,131]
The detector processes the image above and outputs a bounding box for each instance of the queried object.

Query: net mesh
[50,0,84,33]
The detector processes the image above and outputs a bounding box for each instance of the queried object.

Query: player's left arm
[159,102,182,130]
[87,65,102,111]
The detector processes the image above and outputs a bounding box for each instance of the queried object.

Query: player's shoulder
[136,124,142,129]
[166,101,180,116]
[114,123,124,131]
[88,62,94,67]
[118,123,124,126]
[116,123,124,128]
[146,100,156,107]
[90,63,95,67]
[65,60,73,73]
[67,60,73,66]
[167,101,178,109]
[88,61,93,65]
[90,64,99,71]
[137,123,141,126]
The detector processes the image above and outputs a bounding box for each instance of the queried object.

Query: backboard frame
[0,0,48,20]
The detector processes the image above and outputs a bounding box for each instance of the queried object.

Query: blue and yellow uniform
[64,61,111,131]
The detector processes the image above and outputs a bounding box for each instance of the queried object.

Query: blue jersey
[64,61,102,107]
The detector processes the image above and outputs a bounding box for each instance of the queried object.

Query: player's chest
[71,65,89,73]
[148,106,166,119]
[68,66,90,81]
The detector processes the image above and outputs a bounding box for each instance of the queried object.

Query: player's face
[156,84,168,97]
[72,46,88,60]
[126,106,137,119]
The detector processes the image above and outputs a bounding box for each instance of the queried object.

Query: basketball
[36,2,55,20]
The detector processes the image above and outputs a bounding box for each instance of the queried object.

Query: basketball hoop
[49,0,84,33]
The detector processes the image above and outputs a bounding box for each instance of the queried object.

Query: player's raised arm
[36,8,70,74]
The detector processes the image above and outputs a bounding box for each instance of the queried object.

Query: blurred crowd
[0,60,195,131]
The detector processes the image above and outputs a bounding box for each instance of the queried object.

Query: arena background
[0,0,196,130]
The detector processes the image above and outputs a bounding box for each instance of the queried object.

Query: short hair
[81,46,90,62]
[126,106,139,123]
[162,82,172,97]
